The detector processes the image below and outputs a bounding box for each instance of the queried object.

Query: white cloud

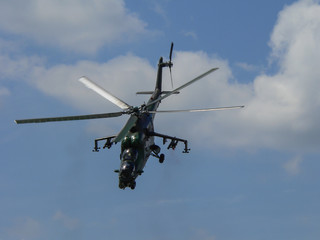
[244,0,320,151]
[0,54,44,80]
[181,30,198,40]
[284,156,303,175]
[0,38,20,54]
[193,229,216,240]
[7,217,42,239]
[236,62,260,72]
[53,210,80,230]
[0,87,10,108]
[157,0,320,152]
[29,54,156,113]
[5,0,320,153]
[0,0,147,53]
[0,87,10,97]
[152,2,169,23]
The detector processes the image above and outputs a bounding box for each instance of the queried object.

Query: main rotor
[15,42,244,144]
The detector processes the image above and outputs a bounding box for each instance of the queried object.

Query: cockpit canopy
[119,148,138,180]
[120,161,134,172]
[121,148,138,162]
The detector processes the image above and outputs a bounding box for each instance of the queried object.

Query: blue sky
[1,0,320,239]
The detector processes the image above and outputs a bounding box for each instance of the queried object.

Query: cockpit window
[121,161,134,171]
[122,148,138,161]
[120,161,135,179]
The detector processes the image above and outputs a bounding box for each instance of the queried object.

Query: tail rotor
[169,42,174,88]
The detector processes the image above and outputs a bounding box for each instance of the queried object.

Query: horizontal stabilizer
[146,67,219,107]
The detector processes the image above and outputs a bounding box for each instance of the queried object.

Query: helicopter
[15,43,244,190]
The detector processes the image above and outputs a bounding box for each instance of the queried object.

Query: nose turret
[118,148,138,189]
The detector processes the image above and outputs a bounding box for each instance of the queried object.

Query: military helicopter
[15,43,244,190]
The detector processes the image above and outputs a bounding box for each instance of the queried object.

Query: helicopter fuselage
[116,58,164,189]
[118,113,155,189]
[14,43,242,190]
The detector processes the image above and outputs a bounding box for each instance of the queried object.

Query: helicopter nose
[119,161,134,178]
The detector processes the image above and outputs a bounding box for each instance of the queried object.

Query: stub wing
[147,131,190,153]
[92,135,117,152]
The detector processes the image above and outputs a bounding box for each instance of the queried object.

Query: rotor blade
[79,76,131,110]
[113,115,138,143]
[14,112,124,124]
[169,42,174,88]
[146,67,219,107]
[169,67,173,89]
[148,106,244,114]
[169,42,174,62]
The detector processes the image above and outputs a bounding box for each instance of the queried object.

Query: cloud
[269,0,320,64]
[0,54,44,80]
[242,0,320,151]
[193,229,216,240]
[0,87,10,97]
[0,0,147,53]
[181,30,198,40]
[0,87,10,108]
[0,38,21,54]
[158,0,320,152]
[152,2,169,23]
[53,210,80,230]
[29,54,156,113]
[284,156,303,175]
[5,0,320,153]
[7,217,42,239]
[235,62,260,72]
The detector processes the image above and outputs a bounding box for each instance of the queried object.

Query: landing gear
[150,144,161,154]
[119,180,136,190]
[159,154,165,163]
[130,181,136,190]
[151,145,165,163]
[119,182,126,189]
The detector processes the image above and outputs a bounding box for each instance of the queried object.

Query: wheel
[119,182,125,189]
[159,154,165,163]
[151,144,161,154]
[130,181,136,190]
